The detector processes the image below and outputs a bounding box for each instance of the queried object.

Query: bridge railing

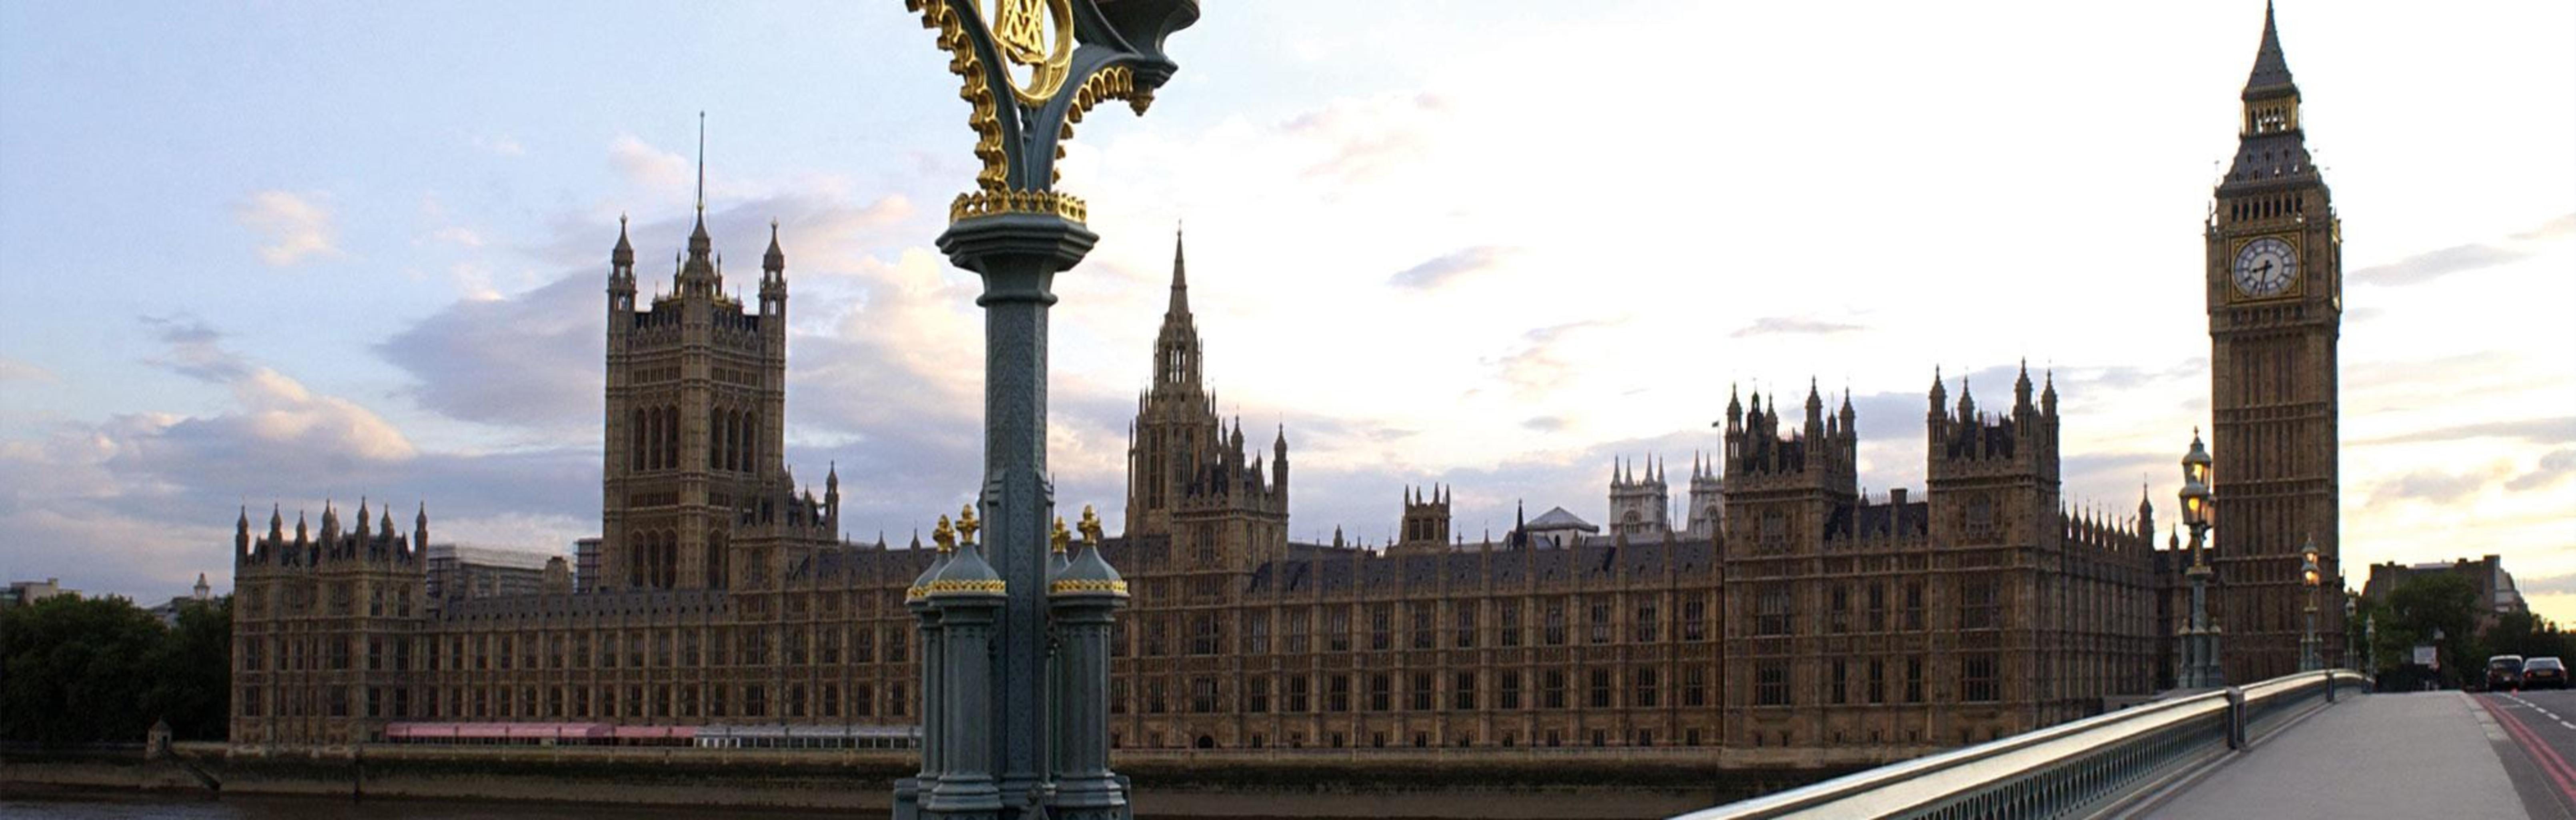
[1672,669,2370,820]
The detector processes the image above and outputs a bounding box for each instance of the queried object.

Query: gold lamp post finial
[1078,504,1104,546]
[932,515,957,554]
[957,503,980,544]
[1051,515,1072,553]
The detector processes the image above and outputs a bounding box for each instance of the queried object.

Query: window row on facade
[240,680,912,723]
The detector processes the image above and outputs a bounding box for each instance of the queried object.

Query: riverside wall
[1,743,1869,819]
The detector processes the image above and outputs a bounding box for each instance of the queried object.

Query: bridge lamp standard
[888,1,1197,818]
[2363,613,2376,677]
[2301,537,2322,672]
[2178,431,2223,689]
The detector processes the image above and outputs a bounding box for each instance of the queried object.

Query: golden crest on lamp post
[987,0,1072,106]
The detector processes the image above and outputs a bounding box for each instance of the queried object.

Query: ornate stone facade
[230,224,2169,753]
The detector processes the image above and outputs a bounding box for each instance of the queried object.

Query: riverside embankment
[2,743,1868,818]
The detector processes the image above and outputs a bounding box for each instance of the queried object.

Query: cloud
[1491,319,1617,398]
[429,226,486,248]
[1281,92,1453,190]
[2355,416,2576,448]
[2520,571,2576,598]
[0,322,598,601]
[610,134,692,194]
[2507,449,2576,492]
[139,315,250,383]
[2513,213,2576,242]
[2372,463,2514,506]
[232,190,344,266]
[379,187,919,433]
[0,356,59,383]
[2352,212,2574,286]
[1389,246,1514,290]
[129,318,417,464]
[1733,316,1867,338]
[2059,452,2167,508]
[472,134,526,157]
[377,272,602,431]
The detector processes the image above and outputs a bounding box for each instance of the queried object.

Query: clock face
[2232,236,2299,298]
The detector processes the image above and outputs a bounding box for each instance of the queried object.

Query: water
[0,794,868,819]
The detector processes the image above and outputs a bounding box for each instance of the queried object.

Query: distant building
[1520,506,1598,549]
[2362,556,2528,625]
[424,543,553,602]
[3,578,78,607]
[573,537,603,592]
[146,573,216,626]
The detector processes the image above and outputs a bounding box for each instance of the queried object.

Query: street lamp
[2364,615,2377,677]
[2178,430,2225,689]
[893,2,1196,820]
[2301,536,2322,672]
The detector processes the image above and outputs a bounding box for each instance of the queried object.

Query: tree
[146,596,232,741]
[0,596,166,746]
[2477,610,2576,667]
[0,594,232,746]
[2382,572,2481,688]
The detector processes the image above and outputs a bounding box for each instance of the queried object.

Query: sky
[0,2,2569,620]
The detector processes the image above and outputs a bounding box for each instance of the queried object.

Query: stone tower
[229,500,426,745]
[1394,485,1451,553]
[1685,450,1724,538]
[1122,229,1288,572]
[1721,384,1860,558]
[2205,4,2344,682]
[600,126,819,592]
[1607,457,1670,539]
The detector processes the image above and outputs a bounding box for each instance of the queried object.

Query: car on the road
[2525,657,2567,690]
[2489,655,2527,691]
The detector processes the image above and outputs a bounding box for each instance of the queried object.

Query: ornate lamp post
[2300,536,2322,672]
[2364,614,2377,677]
[893,3,1194,819]
[2179,430,2226,689]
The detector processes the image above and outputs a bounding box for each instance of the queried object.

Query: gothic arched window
[1965,495,1997,544]
[628,539,647,588]
[654,405,675,472]
[711,408,729,472]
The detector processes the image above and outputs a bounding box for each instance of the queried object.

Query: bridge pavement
[2142,691,2570,819]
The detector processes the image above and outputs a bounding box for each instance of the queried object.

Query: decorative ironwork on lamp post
[2178,430,2226,689]
[893,2,1194,819]
[2300,536,2322,672]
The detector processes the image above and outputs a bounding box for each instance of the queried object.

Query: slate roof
[1525,507,1597,531]
[2243,4,2295,95]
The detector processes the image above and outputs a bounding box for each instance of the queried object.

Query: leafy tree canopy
[0,594,230,746]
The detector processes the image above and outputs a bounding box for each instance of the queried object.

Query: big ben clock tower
[2205,4,2344,683]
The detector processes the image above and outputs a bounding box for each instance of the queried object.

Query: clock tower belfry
[2204,3,2344,683]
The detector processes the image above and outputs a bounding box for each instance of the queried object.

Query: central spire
[683,113,713,278]
[1167,224,1190,318]
[1151,223,1201,392]
[695,110,706,216]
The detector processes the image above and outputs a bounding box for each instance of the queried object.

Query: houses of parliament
[227,8,2344,759]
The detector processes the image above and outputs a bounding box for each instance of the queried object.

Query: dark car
[2490,655,2527,691]
[2527,657,2568,690]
